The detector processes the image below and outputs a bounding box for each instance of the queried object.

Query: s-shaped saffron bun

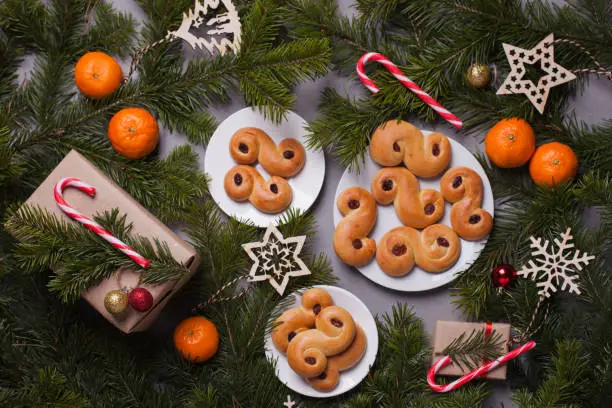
[229,127,306,178]
[306,324,367,392]
[371,167,445,229]
[369,120,451,178]
[333,187,377,266]
[376,224,461,277]
[224,165,292,213]
[271,288,334,353]
[286,306,357,378]
[440,166,493,240]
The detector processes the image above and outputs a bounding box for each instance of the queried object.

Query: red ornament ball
[492,264,518,288]
[128,287,154,312]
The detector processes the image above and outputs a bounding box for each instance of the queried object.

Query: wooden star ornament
[242,224,310,296]
[497,33,576,114]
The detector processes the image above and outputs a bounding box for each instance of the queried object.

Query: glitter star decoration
[496,33,576,114]
[243,224,310,296]
[517,228,595,298]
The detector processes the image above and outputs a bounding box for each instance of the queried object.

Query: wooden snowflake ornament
[517,228,594,298]
[243,224,311,296]
[168,0,241,55]
[497,33,576,114]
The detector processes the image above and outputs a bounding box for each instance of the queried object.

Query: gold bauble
[104,290,129,315]
[466,63,491,88]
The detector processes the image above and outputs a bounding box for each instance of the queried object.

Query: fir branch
[409,383,491,408]
[170,111,218,146]
[239,71,296,123]
[236,0,331,121]
[305,88,404,173]
[356,0,403,23]
[82,3,136,57]
[136,0,195,29]
[184,385,219,408]
[0,0,50,53]
[0,367,88,408]
[284,0,394,74]
[442,328,505,371]
[0,35,22,100]
[512,340,589,408]
[252,38,331,87]
[183,200,259,288]
[575,171,612,250]
[5,206,189,303]
[0,126,27,188]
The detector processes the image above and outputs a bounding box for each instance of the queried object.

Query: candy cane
[427,341,536,392]
[54,177,150,268]
[356,52,463,129]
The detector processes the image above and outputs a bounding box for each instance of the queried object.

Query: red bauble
[492,264,518,288]
[128,287,154,312]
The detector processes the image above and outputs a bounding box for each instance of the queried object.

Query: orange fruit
[74,51,123,99]
[529,142,578,187]
[174,316,219,363]
[108,108,159,159]
[484,118,536,168]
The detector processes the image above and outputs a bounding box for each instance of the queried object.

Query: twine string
[553,38,612,80]
[509,295,550,345]
[192,275,251,313]
[84,0,100,27]
[124,34,175,83]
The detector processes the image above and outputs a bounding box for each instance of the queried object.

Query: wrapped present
[17,150,199,333]
[432,320,511,380]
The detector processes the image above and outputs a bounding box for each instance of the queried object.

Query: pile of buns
[224,127,306,213]
[333,120,493,277]
[272,288,366,392]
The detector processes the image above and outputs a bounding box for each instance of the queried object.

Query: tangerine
[484,118,535,168]
[108,108,159,159]
[74,51,123,99]
[174,316,219,363]
[529,142,578,187]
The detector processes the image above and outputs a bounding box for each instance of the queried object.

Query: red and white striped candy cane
[54,177,150,268]
[356,52,463,129]
[427,340,536,392]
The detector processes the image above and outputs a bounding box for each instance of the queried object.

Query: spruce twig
[442,328,505,371]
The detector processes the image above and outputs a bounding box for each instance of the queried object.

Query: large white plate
[205,108,325,227]
[265,285,378,398]
[333,134,494,292]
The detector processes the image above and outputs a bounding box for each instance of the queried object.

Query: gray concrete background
[86,0,611,405]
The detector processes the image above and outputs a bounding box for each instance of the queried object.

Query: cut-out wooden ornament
[168,0,241,55]
[497,33,576,114]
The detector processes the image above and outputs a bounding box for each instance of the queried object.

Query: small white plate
[333,134,494,292]
[205,107,325,227]
[265,285,378,398]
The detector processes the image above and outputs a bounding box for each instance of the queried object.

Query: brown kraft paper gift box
[432,320,511,380]
[17,150,200,333]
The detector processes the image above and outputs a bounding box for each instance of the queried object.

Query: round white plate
[265,285,378,398]
[205,107,326,227]
[333,134,494,292]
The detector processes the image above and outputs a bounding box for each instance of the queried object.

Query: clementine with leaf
[485,118,535,168]
[74,51,123,99]
[529,142,578,187]
[108,108,159,159]
[174,316,219,363]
